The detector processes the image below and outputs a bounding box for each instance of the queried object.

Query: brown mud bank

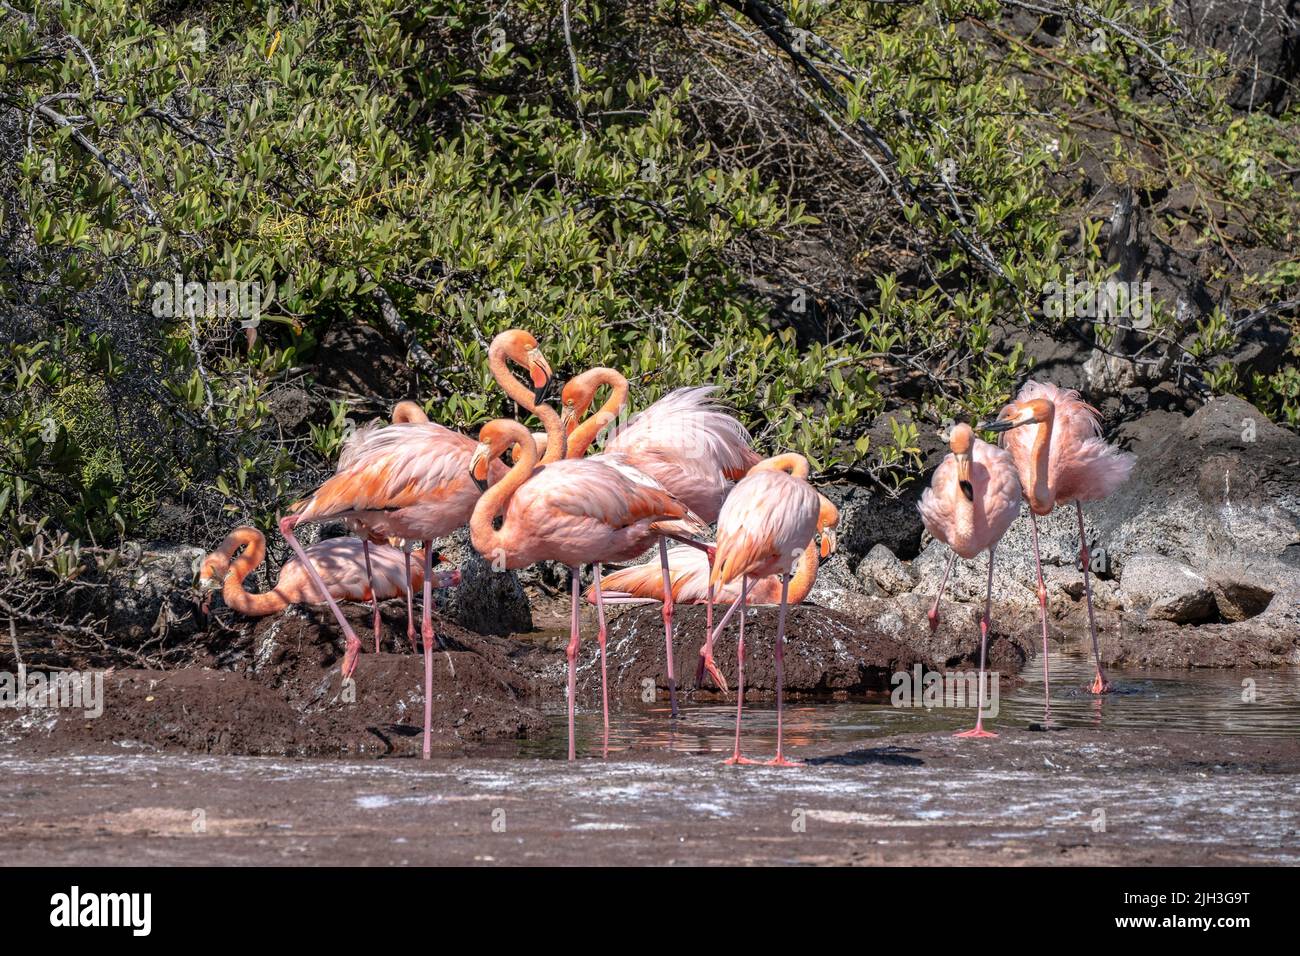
[2,593,1294,759]
[1,731,1297,866]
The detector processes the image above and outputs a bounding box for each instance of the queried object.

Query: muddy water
[516,653,1300,760]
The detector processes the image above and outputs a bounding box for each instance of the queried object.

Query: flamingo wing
[297,423,484,523]
[713,469,820,584]
[605,386,761,478]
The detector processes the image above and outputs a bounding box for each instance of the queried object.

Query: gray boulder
[856,544,916,596]
[1119,553,1218,624]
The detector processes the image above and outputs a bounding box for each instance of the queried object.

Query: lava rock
[856,544,917,596]
[1120,553,1218,624]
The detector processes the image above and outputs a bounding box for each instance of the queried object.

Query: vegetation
[0,0,1296,621]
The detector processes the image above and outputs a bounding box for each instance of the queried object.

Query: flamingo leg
[695,552,725,692]
[1028,510,1054,726]
[404,549,417,652]
[955,546,998,739]
[658,537,680,719]
[279,515,363,680]
[593,562,610,759]
[764,573,799,767]
[565,566,581,761]
[1076,501,1112,694]
[723,576,757,766]
[420,544,435,759]
[928,550,957,632]
[362,538,381,654]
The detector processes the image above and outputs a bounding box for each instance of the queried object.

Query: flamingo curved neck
[391,400,428,424]
[536,403,568,464]
[220,528,290,615]
[470,420,539,559]
[488,343,536,412]
[1027,414,1055,514]
[569,368,629,458]
[760,453,810,479]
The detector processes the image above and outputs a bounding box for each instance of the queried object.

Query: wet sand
[2,730,1296,866]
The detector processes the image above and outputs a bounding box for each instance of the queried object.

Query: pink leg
[593,563,610,758]
[723,576,757,766]
[362,538,382,654]
[565,566,581,761]
[280,515,363,679]
[929,550,957,632]
[1029,510,1053,725]
[764,573,799,767]
[420,544,435,759]
[404,549,417,652]
[955,546,998,739]
[658,538,680,718]
[1076,501,1112,695]
[695,549,726,691]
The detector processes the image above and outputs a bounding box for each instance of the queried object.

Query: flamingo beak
[469,443,491,493]
[979,416,1016,433]
[527,349,553,406]
[955,452,974,502]
[559,404,576,433]
[820,528,837,558]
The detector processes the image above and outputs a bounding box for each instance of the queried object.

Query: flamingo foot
[701,653,729,696]
[762,756,802,768]
[927,608,939,633]
[341,638,361,681]
[954,726,998,739]
[1088,673,1113,695]
[723,754,760,766]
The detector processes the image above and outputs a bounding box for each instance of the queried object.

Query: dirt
[1,603,551,758]
[1,730,1296,866]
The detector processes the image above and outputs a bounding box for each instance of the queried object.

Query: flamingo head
[950,423,974,502]
[471,418,531,491]
[980,398,1053,434]
[494,329,553,406]
[817,495,840,558]
[560,367,621,437]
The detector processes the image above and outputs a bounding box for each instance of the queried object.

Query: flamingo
[199,526,456,617]
[981,380,1136,715]
[279,332,557,759]
[467,415,707,761]
[560,368,761,712]
[703,453,823,767]
[337,399,429,653]
[917,424,1022,737]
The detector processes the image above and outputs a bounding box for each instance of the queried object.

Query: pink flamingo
[468,415,706,760]
[704,453,823,767]
[280,331,556,759]
[561,369,761,711]
[981,380,1135,712]
[337,400,430,653]
[199,527,456,617]
[917,424,1022,737]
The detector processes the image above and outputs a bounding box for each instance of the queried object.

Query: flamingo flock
[200,327,1134,761]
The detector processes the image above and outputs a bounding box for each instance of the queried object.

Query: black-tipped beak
[471,473,488,493]
[979,418,1016,433]
[959,479,974,502]
[532,378,551,407]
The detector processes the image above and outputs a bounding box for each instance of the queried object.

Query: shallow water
[516,653,1300,759]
